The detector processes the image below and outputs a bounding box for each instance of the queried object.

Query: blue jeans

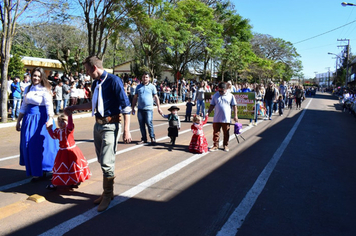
[265,100,273,118]
[137,109,155,142]
[63,99,69,110]
[163,93,169,103]
[196,99,205,117]
[192,92,196,101]
[55,100,62,114]
[250,102,261,123]
[12,97,21,118]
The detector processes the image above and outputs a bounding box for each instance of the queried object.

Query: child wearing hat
[161,105,181,146]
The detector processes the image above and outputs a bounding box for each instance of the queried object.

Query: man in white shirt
[20,75,31,94]
[54,81,63,115]
[207,82,238,152]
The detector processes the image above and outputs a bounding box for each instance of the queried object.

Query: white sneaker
[249,123,253,127]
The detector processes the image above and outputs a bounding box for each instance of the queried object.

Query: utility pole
[337,39,350,87]
[332,57,338,88]
[326,67,330,89]
[314,71,318,85]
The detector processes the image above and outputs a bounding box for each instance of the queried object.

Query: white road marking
[39,153,209,236]
[0,122,167,162]
[216,99,312,236]
[0,124,210,190]
[39,123,234,236]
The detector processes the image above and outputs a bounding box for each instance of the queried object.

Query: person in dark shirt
[185,98,195,122]
[277,95,285,116]
[264,81,276,120]
[65,55,131,212]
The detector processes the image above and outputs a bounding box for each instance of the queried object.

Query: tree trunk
[1,43,11,123]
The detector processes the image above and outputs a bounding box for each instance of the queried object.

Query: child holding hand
[188,114,209,153]
[46,112,91,190]
[161,105,181,146]
[277,95,285,116]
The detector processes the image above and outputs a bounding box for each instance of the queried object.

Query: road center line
[216,99,313,236]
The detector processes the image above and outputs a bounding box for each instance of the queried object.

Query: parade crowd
[6,68,312,123]
[2,57,325,213]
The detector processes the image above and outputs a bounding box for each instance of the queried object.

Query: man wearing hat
[161,105,181,146]
[207,82,238,152]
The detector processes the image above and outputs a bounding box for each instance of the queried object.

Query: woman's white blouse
[19,84,54,117]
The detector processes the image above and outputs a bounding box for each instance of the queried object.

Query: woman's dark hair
[31,67,51,90]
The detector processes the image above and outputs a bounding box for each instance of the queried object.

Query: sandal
[46,184,57,190]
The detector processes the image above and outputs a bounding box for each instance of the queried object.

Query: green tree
[163,0,219,80]
[250,33,302,83]
[75,0,137,58]
[126,0,170,79]
[0,0,65,122]
[8,53,24,78]
[213,2,253,82]
[11,31,46,58]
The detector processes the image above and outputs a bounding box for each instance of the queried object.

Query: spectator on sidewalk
[62,79,71,110]
[11,76,22,120]
[20,75,31,94]
[54,81,63,115]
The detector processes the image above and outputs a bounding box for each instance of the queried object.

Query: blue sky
[232,0,356,78]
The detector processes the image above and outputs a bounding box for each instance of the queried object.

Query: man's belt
[96,114,121,125]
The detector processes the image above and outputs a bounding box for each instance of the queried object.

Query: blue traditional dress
[19,84,59,176]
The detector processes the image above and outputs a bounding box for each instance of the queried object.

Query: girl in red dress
[188,114,209,153]
[46,112,91,190]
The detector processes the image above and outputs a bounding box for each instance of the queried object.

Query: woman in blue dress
[16,67,59,182]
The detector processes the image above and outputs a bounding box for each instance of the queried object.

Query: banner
[234,92,255,119]
[204,92,255,120]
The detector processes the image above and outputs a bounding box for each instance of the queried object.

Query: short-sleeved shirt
[62,84,70,99]
[135,83,157,110]
[210,92,237,123]
[54,85,63,101]
[279,85,287,95]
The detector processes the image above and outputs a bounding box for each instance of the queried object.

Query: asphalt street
[0,92,355,236]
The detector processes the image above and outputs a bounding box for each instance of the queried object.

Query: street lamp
[341,2,356,6]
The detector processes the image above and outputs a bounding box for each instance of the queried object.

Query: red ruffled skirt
[52,146,91,186]
[189,134,208,154]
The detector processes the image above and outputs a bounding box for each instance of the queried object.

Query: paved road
[0,92,355,236]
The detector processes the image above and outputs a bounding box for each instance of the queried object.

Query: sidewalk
[0,102,191,129]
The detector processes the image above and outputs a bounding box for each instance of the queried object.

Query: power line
[293,19,356,44]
